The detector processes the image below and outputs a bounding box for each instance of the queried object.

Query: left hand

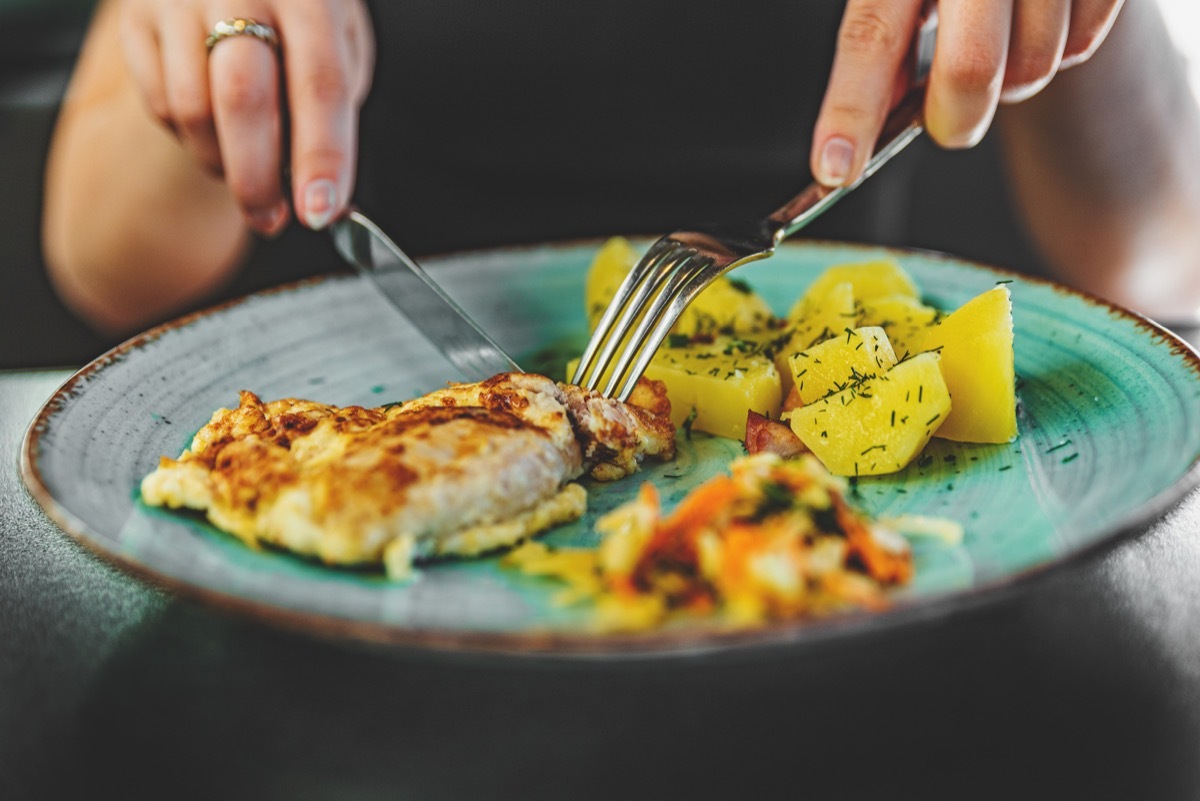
[810,0,1125,187]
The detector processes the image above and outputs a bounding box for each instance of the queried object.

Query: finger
[812,0,925,187]
[119,4,172,129]
[160,6,222,174]
[346,0,376,104]
[1001,0,1070,103]
[209,31,289,235]
[925,0,1012,148]
[1061,0,1124,69]
[278,3,359,230]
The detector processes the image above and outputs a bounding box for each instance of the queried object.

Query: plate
[21,240,1200,655]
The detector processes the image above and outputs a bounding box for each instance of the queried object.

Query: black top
[3,1,1049,367]
[234,0,1047,298]
[357,0,848,250]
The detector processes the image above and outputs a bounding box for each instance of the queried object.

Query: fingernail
[303,179,338,230]
[817,136,855,186]
[248,204,285,235]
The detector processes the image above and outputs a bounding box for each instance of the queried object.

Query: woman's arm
[997,1,1200,322]
[43,0,248,334]
[42,0,374,335]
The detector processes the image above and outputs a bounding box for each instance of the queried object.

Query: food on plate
[503,452,914,630]
[744,410,808,459]
[774,280,857,394]
[787,352,952,477]
[913,285,1017,443]
[581,239,1018,473]
[569,333,783,440]
[787,325,898,406]
[140,373,676,578]
[584,236,774,336]
[858,294,942,360]
[786,258,920,319]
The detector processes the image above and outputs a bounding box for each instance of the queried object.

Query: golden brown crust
[141,373,677,577]
[558,380,676,480]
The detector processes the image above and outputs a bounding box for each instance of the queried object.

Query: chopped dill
[682,407,698,440]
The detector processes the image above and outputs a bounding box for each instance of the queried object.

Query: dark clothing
[5,1,1048,367]
[239,1,1046,295]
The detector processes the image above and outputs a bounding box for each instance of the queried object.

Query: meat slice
[558,380,676,480]
[141,373,675,577]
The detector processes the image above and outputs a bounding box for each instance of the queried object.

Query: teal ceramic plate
[21,240,1200,655]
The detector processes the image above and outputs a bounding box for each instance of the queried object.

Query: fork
[573,22,936,402]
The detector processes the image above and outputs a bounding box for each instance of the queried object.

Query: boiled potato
[585,237,774,336]
[788,326,898,405]
[788,352,951,476]
[585,237,636,330]
[915,285,1016,443]
[776,281,857,395]
[649,336,782,439]
[576,243,1017,467]
[858,294,941,360]
[787,258,919,320]
[568,334,782,440]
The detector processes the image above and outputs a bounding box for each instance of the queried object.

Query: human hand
[811,0,1124,187]
[118,0,375,234]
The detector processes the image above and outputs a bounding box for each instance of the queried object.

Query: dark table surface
[4,364,1200,801]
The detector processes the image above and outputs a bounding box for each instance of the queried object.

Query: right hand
[811,0,1125,188]
[118,0,375,235]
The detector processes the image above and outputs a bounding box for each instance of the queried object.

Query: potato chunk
[787,326,898,405]
[787,258,919,319]
[915,285,1017,443]
[858,294,941,360]
[777,281,857,394]
[568,334,782,440]
[647,335,782,439]
[788,352,951,476]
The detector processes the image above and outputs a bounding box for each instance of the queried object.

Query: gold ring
[205,18,279,52]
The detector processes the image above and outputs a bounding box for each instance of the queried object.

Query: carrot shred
[503,453,925,631]
[660,475,739,537]
[837,498,913,584]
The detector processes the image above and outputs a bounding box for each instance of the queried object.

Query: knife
[330,208,523,380]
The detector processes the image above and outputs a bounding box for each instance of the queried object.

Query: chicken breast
[140,373,675,577]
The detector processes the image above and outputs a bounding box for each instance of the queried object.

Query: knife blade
[330,208,523,381]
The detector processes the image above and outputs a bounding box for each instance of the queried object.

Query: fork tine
[599,251,703,397]
[612,256,728,401]
[573,240,683,389]
[587,247,693,390]
[602,253,714,399]
[571,239,675,388]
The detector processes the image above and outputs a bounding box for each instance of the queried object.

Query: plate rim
[20,237,1200,658]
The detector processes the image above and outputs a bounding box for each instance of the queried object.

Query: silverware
[572,89,925,402]
[573,14,937,401]
[331,208,522,380]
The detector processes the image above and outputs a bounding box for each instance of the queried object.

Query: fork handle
[767,85,926,243]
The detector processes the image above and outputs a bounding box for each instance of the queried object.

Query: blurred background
[2,1,1197,369]
[1,0,99,367]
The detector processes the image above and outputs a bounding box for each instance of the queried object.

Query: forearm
[997,1,1200,323]
[42,0,251,335]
